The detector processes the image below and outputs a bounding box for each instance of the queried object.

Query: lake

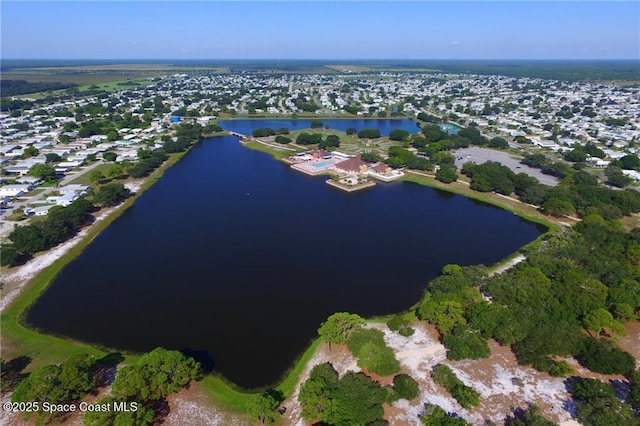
[27,127,544,389]
[218,118,421,136]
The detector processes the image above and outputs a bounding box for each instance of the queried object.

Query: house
[622,170,640,182]
[0,184,33,198]
[335,155,368,175]
[59,184,89,195]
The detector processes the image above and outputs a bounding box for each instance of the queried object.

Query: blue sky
[1,1,638,60]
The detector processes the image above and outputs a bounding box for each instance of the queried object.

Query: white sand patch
[0,208,113,312]
[560,420,583,426]
[447,359,575,424]
[164,397,246,426]
[491,254,526,276]
[124,181,143,194]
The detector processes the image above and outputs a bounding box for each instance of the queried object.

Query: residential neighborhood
[2,69,639,234]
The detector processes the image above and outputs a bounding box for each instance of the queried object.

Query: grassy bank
[242,140,293,160]
[199,338,322,412]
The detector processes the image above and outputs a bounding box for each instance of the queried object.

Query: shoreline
[0,146,193,365]
[0,132,575,417]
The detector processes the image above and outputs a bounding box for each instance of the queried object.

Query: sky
[1,1,639,60]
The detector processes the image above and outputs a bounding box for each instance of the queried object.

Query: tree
[389,129,410,141]
[299,363,388,426]
[29,163,56,181]
[356,341,401,376]
[107,130,119,141]
[489,137,509,149]
[45,153,62,163]
[92,183,130,207]
[542,198,575,217]
[112,348,201,402]
[357,128,381,139]
[583,308,625,337]
[418,294,466,334]
[431,364,480,409]
[22,146,39,157]
[443,326,491,361]
[12,354,97,422]
[317,312,364,351]
[247,391,282,425]
[274,135,291,144]
[391,374,420,401]
[436,165,458,184]
[361,152,383,163]
[102,152,118,162]
[605,166,632,188]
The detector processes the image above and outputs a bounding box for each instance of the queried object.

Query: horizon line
[3,58,639,61]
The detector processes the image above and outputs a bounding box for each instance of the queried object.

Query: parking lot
[452,147,559,187]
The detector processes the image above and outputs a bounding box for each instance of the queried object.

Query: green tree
[391,374,420,401]
[356,341,401,376]
[605,166,632,188]
[29,163,56,181]
[112,348,202,402]
[436,165,458,184]
[317,312,364,351]
[102,152,118,162]
[442,326,491,361]
[542,198,575,217]
[12,354,96,421]
[22,146,39,158]
[92,183,130,207]
[583,308,625,337]
[389,129,410,141]
[107,130,119,141]
[299,362,339,421]
[247,391,282,425]
[45,153,62,163]
[418,294,466,334]
[431,364,480,409]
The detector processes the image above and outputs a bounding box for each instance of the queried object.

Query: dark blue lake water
[27,131,544,389]
[218,118,421,136]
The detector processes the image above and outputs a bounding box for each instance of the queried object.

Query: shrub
[576,338,635,375]
[391,374,420,401]
[442,326,490,361]
[431,364,480,409]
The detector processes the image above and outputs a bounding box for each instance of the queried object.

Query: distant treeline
[2,59,638,82]
[1,79,77,96]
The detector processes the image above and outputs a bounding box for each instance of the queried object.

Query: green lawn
[69,164,114,186]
